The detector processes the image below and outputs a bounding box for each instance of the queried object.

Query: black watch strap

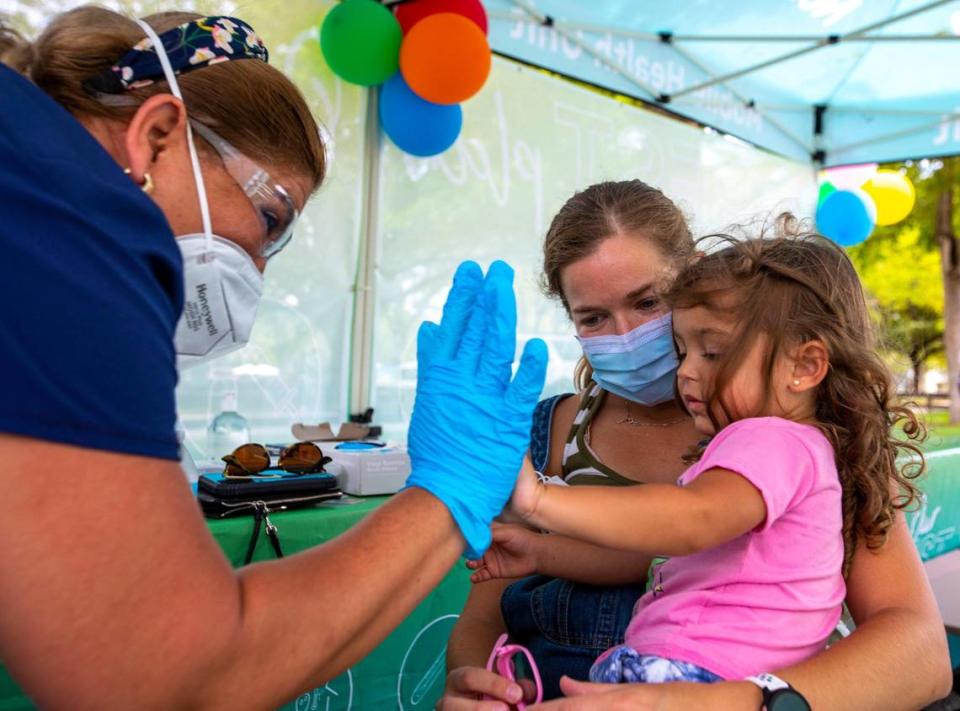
[746,674,811,711]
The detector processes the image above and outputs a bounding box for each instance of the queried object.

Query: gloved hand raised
[405,260,548,558]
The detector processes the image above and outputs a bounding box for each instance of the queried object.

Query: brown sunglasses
[222,442,333,478]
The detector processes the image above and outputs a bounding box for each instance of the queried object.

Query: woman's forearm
[775,606,951,710]
[207,488,465,707]
[777,512,952,710]
[0,444,467,711]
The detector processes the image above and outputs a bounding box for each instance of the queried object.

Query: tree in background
[934,159,960,422]
[848,157,959,419]
[849,226,943,393]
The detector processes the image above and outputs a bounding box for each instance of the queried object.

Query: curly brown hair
[665,215,925,576]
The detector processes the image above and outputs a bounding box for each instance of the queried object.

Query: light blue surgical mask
[577,312,678,406]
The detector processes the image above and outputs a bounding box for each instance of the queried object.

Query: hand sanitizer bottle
[207,392,250,460]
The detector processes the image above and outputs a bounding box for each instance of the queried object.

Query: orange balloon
[400,13,491,105]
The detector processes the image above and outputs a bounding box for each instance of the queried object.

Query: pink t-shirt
[624,416,845,680]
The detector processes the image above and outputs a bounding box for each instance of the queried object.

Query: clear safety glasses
[190,120,299,259]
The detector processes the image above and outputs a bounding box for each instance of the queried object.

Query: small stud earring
[124,168,155,195]
[793,379,801,386]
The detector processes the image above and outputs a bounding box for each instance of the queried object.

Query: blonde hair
[1,7,325,190]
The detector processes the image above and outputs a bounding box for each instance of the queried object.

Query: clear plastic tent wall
[5,0,816,450]
[485,0,960,167]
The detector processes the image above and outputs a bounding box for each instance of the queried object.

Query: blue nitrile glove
[405,260,548,558]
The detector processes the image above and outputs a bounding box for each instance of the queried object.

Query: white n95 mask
[174,234,263,369]
[132,19,266,370]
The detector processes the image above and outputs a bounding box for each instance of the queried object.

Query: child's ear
[790,340,829,392]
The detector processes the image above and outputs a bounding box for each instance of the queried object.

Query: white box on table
[327,443,411,496]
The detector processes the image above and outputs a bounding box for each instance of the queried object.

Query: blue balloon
[379,72,462,157]
[816,190,876,246]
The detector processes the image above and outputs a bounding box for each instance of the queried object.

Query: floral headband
[83,16,268,95]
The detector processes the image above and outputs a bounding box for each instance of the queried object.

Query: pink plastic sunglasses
[483,633,543,709]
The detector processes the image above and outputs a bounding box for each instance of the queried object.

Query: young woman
[488,227,923,693]
[441,182,952,710]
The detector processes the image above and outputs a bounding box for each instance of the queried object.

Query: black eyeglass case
[197,473,341,518]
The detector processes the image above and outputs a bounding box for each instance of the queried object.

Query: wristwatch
[745,674,811,711]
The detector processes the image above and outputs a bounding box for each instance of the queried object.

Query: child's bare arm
[468,523,651,585]
[536,534,652,585]
[511,459,766,556]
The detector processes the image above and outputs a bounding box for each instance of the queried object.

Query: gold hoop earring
[124,168,155,195]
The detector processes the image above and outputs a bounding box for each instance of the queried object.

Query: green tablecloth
[0,495,472,711]
[1,447,957,709]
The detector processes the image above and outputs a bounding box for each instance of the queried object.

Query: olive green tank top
[560,381,635,487]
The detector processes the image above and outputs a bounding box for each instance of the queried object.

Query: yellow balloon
[862,170,916,226]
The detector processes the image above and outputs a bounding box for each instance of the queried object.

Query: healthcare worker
[0,8,546,710]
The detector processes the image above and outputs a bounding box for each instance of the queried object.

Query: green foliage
[847,159,957,387]
[849,226,942,373]
[850,226,942,313]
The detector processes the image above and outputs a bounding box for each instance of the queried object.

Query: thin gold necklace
[618,401,688,427]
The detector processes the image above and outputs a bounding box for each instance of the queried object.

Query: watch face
[768,689,812,711]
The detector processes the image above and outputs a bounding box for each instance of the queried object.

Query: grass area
[916,410,960,451]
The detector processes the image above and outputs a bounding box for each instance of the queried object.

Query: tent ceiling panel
[486,0,960,165]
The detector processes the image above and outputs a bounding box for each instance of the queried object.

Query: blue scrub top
[0,64,183,460]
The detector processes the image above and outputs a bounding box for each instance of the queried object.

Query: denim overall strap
[529,394,571,472]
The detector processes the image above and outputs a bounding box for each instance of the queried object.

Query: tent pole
[493,1,960,164]
[488,9,661,42]
[669,34,959,42]
[662,40,811,154]
[828,112,960,160]
[488,11,959,43]
[822,30,878,106]
[824,107,951,116]
[348,87,382,418]
[493,3,950,156]
[812,104,827,165]
[666,0,956,101]
[503,0,807,152]
[503,0,659,100]
[750,104,949,115]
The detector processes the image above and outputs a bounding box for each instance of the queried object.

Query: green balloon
[818,181,837,207]
[320,0,402,86]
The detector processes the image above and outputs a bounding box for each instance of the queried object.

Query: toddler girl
[479,222,924,684]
